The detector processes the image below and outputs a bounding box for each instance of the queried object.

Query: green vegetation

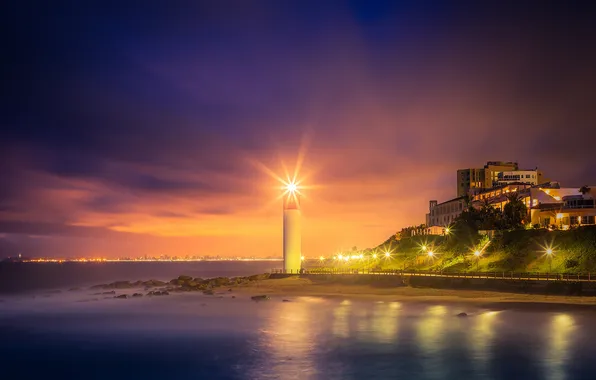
[321,226,596,274]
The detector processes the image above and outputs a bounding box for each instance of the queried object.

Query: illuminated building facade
[426,197,466,227]
[457,161,519,197]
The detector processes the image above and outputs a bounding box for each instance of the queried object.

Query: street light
[428,251,434,257]
[473,250,481,271]
[546,248,553,272]
[384,251,391,258]
[372,253,377,259]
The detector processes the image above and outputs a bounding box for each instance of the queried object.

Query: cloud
[1,1,595,257]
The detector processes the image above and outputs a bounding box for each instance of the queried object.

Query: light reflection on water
[1,294,596,379]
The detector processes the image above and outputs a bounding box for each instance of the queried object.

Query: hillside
[325,226,596,274]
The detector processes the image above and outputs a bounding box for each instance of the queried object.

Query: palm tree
[579,186,591,195]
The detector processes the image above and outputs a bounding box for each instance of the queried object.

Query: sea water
[1,263,596,379]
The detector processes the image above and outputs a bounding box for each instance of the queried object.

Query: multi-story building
[426,197,467,227]
[457,161,519,197]
[494,169,546,187]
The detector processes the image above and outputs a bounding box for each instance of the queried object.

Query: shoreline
[232,277,596,311]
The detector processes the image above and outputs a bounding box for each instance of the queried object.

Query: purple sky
[1,1,595,258]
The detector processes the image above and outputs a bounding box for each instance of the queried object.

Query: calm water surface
[1,262,594,379]
[1,290,594,380]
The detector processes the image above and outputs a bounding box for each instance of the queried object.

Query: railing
[270,268,595,282]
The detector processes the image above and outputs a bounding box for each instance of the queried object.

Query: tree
[579,186,591,195]
[503,193,528,230]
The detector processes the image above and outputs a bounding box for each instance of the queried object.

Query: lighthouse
[283,185,301,273]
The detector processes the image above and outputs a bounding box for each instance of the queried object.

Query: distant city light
[301,256,305,261]
[421,245,427,252]
[372,253,377,259]
[384,251,391,258]
[428,251,434,257]
[319,256,325,261]
[338,254,343,260]
[359,254,363,259]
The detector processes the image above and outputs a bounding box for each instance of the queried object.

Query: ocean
[1,262,595,379]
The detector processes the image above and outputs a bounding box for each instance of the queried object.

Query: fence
[270,268,596,282]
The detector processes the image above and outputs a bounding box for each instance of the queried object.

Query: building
[495,170,545,186]
[457,161,518,197]
[469,182,596,229]
[531,189,596,229]
[426,197,467,227]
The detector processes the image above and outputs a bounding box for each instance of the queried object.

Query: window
[584,216,595,224]
[570,216,579,225]
[526,175,531,178]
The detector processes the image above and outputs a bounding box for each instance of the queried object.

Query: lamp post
[546,248,553,272]
[474,250,480,271]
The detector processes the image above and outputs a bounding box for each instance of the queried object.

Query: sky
[1,0,596,258]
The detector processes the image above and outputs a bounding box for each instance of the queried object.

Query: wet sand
[234,277,596,311]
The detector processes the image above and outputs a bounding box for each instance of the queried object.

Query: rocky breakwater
[89,273,271,299]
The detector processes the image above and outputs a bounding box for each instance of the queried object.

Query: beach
[233,276,596,310]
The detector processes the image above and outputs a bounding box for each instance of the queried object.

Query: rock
[228,288,233,292]
[203,289,214,295]
[102,290,116,295]
[456,312,468,317]
[90,284,108,289]
[231,296,236,299]
[132,280,143,286]
[143,279,166,287]
[251,295,270,302]
[282,299,291,302]
[132,293,143,297]
[248,273,270,282]
[193,277,204,283]
[115,294,128,299]
[178,275,193,282]
[106,281,134,289]
[147,290,169,296]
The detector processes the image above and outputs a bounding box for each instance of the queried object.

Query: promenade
[270,268,596,282]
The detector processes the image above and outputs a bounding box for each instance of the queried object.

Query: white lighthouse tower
[283,187,301,273]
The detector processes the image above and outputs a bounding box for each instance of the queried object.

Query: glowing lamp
[428,251,434,257]
[474,250,480,257]
[384,251,390,258]
[286,182,298,194]
[546,248,553,255]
